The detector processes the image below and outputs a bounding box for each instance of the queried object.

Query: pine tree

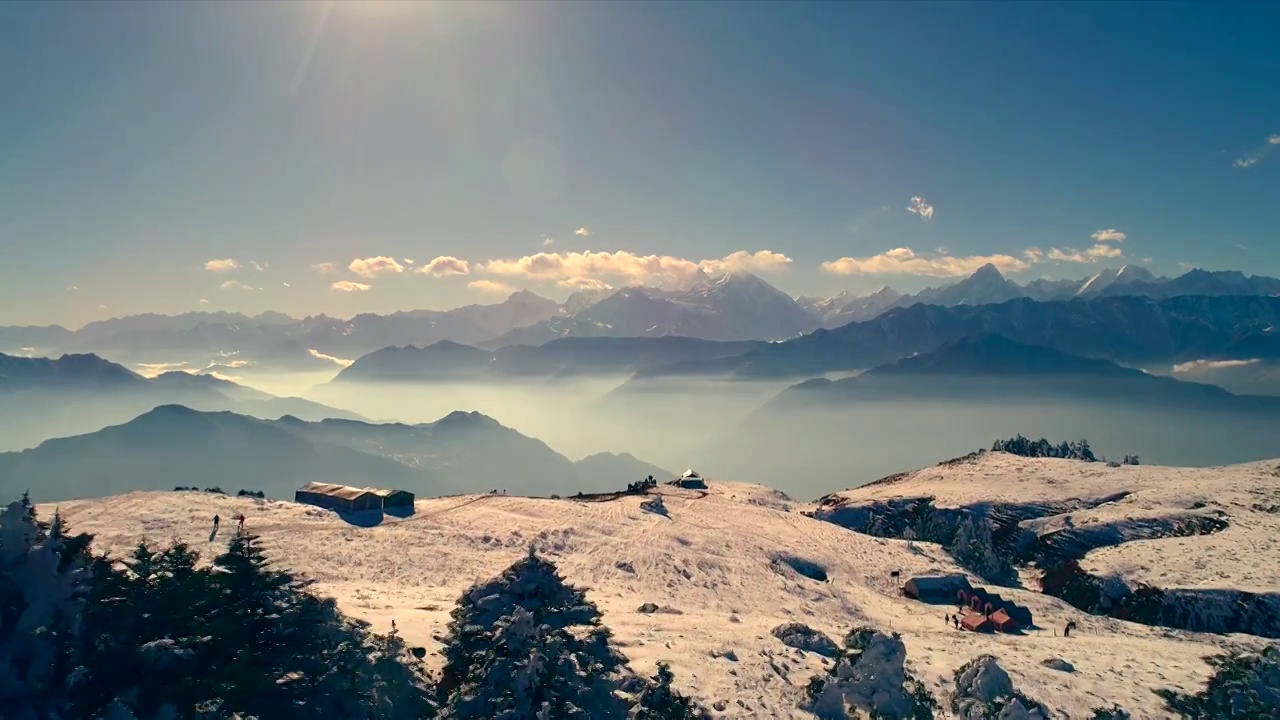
[0,501,91,720]
[947,515,1014,585]
[632,662,709,720]
[438,546,630,719]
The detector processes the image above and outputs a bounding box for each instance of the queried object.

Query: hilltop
[45,454,1280,718]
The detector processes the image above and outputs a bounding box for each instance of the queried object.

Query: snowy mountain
[44,452,1280,718]
[1073,264,1157,297]
[800,287,904,328]
[482,271,820,347]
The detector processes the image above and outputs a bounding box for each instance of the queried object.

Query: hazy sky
[2,1,1278,327]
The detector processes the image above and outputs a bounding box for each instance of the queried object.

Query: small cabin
[669,469,708,490]
[368,487,415,511]
[960,612,995,633]
[989,608,1020,633]
[295,482,383,513]
[902,574,973,604]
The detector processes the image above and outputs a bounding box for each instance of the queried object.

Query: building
[958,586,1034,630]
[989,608,1019,633]
[902,574,974,603]
[960,612,995,633]
[669,469,708,490]
[295,482,383,513]
[368,487,415,512]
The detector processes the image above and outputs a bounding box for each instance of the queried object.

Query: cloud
[307,348,355,368]
[1023,248,1045,263]
[558,277,613,291]
[67,285,78,292]
[480,249,791,286]
[574,227,591,236]
[906,196,934,220]
[331,280,371,292]
[348,256,405,278]
[1233,134,1280,168]
[220,280,257,290]
[404,258,415,265]
[468,279,515,294]
[1172,358,1261,373]
[98,303,109,311]
[311,262,338,274]
[820,247,1030,277]
[250,260,268,272]
[415,256,471,277]
[1047,244,1124,263]
[282,282,291,288]
[542,236,555,247]
[1090,229,1126,243]
[204,259,239,272]
[132,361,191,377]
[199,298,210,305]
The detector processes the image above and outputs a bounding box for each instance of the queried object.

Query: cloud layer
[468,279,514,294]
[331,280,371,292]
[349,256,405,278]
[204,259,239,272]
[415,256,471,277]
[480,249,792,286]
[821,247,1029,277]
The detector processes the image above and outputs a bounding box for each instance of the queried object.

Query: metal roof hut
[902,574,973,603]
[295,482,383,513]
[368,487,415,512]
[670,469,708,490]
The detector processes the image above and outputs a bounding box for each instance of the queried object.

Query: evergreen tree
[438,546,630,718]
[632,662,709,720]
[0,501,90,720]
[947,515,1014,585]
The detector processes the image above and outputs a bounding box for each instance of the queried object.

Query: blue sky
[2,1,1277,327]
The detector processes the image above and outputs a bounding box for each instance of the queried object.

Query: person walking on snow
[213,514,220,529]
[237,514,246,532]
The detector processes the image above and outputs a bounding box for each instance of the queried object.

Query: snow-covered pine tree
[947,514,1014,585]
[437,546,631,718]
[803,627,937,720]
[632,662,710,720]
[0,500,91,720]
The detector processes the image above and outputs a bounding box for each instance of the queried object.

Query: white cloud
[199,298,210,305]
[1235,243,1249,251]
[1023,248,1045,263]
[132,361,191,377]
[250,260,268,272]
[820,247,1030,277]
[542,236,555,247]
[403,258,415,265]
[480,249,791,286]
[67,285,78,292]
[204,258,239,272]
[1172,358,1260,373]
[415,256,471,277]
[558,277,613,291]
[17,347,35,356]
[468,279,515,294]
[1090,229,1126,243]
[348,256,405,278]
[98,303,109,311]
[1141,256,1153,264]
[1047,244,1124,263]
[1178,261,1195,271]
[574,227,592,236]
[311,262,338,274]
[906,196,934,220]
[331,280,371,292]
[282,282,291,288]
[220,280,257,290]
[307,348,355,368]
[1233,133,1280,168]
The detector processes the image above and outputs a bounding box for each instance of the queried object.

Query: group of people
[211,513,246,534]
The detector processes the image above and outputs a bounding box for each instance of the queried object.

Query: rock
[1042,657,1075,673]
[615,560,636,573]
[770,622,840,658]
[637,602,660,613]
[713,700,727,712]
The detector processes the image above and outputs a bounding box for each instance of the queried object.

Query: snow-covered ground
[44,454,1280,718]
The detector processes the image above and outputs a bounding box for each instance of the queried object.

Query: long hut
[902,574,973,603]
[367,487,415,512]
[295,482,383,512]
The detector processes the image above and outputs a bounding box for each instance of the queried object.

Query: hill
[1,406,673,503]
[42,454,1280,718]
[0,351,364,451]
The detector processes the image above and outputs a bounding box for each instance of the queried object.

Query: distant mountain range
[631,293,1280,382]
[0,352,363,451]
[801,265,1280,327]
[767,335,1280,411]
[0,406,672,503]
[9,265,1274,376]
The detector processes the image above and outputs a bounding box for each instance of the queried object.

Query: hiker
[237,514,246,532]
[953,615,960,629]
[213,514,220,529]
